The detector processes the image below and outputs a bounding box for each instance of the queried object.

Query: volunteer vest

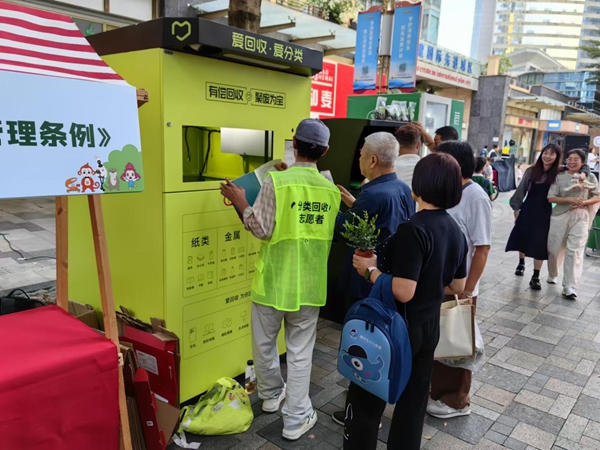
[251,167,341,311]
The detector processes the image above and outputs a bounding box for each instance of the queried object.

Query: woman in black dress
[506,143,562,290]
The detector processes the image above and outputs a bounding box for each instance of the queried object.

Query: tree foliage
[580,28,600,85]
[482,55,513,76]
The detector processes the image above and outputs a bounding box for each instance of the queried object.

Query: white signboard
[0,71,143,199]
[594,136,600,147]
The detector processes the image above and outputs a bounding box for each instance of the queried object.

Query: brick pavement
[8,195,600,450]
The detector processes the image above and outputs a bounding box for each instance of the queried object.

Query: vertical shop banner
[311,61,337,117]
[389,4,421,90]
[353,11,381,91]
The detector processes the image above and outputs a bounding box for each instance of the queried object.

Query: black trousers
[342,314,440,450]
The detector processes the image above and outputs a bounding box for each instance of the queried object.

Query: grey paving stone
[422,431,473,450]
[503,437,528,450]
[544,378,583,398]
[514,389,555,412]
[572,395,600,422]
[476,384,517,407]
[539,389,560,400]
[257,419,335,449]
[497,415,519,428]
[491,422,514,436]
[535,364,589,387]
[475,363,529,394]
[504,402,566,435]
[509,423,556,450]
[484,430,507,445]
[533,313,576,331]
[507,336,556,358]
[425,412,493,445]
[559,414,589,442]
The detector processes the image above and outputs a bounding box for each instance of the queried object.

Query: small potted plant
[340,211,380,257]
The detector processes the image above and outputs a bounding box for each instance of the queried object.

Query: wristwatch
[364,266,378,282]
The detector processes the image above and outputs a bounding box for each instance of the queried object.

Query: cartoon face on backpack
[342,345,384,383]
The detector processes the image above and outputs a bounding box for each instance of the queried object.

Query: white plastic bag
[438,322,486,372]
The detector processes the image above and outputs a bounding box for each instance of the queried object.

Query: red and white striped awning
[0,1,128,85]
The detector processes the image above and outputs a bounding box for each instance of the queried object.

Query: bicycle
[490,180,499,201]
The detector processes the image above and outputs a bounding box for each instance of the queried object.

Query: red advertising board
[311,60,354,119]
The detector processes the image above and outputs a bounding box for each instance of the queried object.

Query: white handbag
[434,296,475,360]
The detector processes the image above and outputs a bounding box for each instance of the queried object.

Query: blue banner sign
[353,10,381,91]
[389,4,421,90]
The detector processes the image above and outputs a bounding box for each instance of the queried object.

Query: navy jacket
[335,173,415,300]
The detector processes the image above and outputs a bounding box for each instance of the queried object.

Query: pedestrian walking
[507,143,562,290]
[547,148,600,299]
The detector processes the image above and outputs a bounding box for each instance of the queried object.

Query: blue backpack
[337,274,412,404]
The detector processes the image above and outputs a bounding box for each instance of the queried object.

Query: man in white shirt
[427,140,492,420]
[394,124,422,187]
[588,148,599,171]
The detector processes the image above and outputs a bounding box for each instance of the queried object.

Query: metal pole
[379,0,395,93]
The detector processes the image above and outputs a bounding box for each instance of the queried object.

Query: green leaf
[340,211,381,251]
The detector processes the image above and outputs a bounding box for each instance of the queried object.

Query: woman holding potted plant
[343,153,468,450]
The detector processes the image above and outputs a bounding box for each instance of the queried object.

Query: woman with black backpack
[506,143,562,290]
[345,153,468,450]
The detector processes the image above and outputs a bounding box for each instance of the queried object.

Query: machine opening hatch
[182,126,274,183]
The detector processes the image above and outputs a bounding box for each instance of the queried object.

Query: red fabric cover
[0,305,119,450]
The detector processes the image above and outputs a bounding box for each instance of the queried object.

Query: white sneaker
[426,399,470,419]
[262,384,286,413]
[562,287,577,300]
[547,277,558,285]
[282,411,317,441]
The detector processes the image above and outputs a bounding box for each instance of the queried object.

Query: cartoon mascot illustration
[342,345,384,383]
[106,168,120,191]
[78,163,100,193]
[94,156,107,192]
[120,163,141,191]
[65,177,80,194]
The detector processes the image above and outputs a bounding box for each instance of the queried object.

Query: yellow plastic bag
[179,377,253,436]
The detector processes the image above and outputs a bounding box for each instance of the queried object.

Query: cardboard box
[68,300,100,330]
[119,310,180,406]
[134,369,179,450]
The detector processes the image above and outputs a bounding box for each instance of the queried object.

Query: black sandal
[515,264,525,276]
[529,277,541,290]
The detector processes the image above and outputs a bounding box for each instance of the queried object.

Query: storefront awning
[566,112,600,125]
[191,0,356,56]
[507,96,566,111]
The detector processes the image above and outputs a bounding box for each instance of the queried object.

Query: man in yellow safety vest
[220,119,340,441]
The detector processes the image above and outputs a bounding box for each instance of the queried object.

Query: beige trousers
[547,208,589,289]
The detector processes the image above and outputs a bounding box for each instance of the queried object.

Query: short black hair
[493,144,498,149]
[484,145,488,149]
[475,156,486,172]
[435,126,459,142]
[412,153,462,209]
[437,140,476,179]
[295,138,327,160]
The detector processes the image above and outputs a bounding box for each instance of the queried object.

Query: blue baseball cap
[295,118,330,148]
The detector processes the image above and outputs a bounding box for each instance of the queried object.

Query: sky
[437,0,476,56]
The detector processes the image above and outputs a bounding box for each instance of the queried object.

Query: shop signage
[0,71,142,198]
[518,118,534,127]
[311,61,337,117]
[416,61,479,91]
[353,10,381,91]
[160,18,323,75]
[205,82,286,108]
[389,4,421,90]
[594,136,600,147]
[548,120,561,130]
[418,42,482,78]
